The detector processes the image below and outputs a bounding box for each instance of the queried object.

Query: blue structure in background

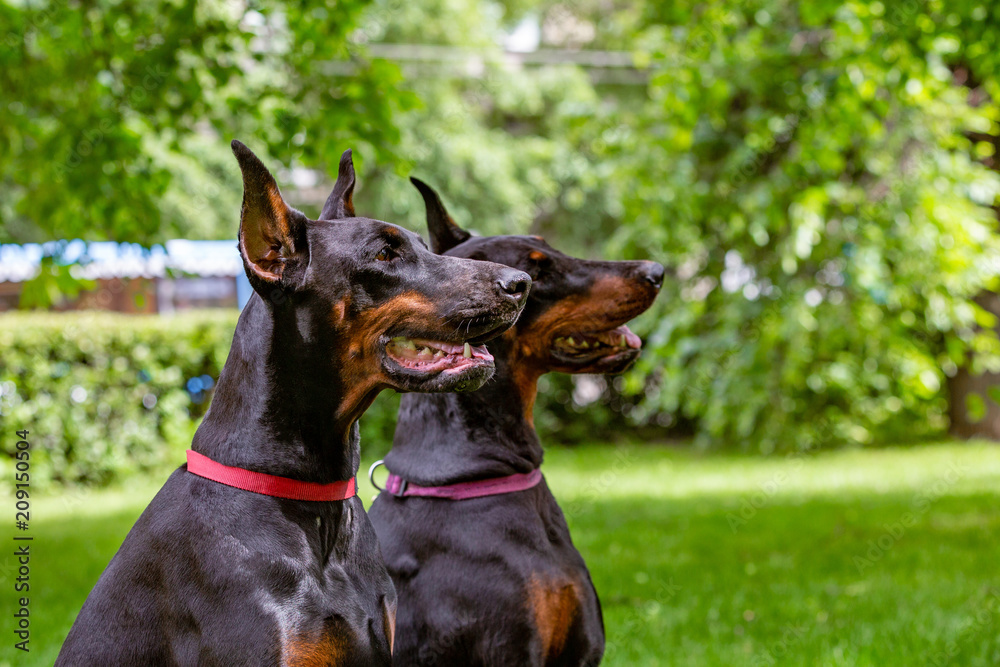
[236,271,252,310]
[0,239,250,312]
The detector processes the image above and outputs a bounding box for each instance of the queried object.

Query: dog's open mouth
[551,324,642,362]
[386,336,494,374]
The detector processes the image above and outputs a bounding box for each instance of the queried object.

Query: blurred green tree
[0,0,413,244]
[3,0,1000,450]
[611,1,1000,450]
[350,0,1000,450]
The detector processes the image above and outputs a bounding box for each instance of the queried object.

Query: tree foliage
[0,0,413,244]
[609,1,1000,450]
[351,0,1000,450]
[3,0,1000,450]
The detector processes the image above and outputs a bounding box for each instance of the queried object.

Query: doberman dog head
[410,177,663,383]
[230,141,530,410]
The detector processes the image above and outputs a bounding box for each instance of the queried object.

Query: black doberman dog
[369,179,663,666]
[56,144,530,666]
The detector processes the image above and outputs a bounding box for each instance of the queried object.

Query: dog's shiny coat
[57,147,529,666]
[370,179,663,666]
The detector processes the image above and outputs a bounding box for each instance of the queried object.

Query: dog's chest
[251,552,389,666]
[214,507,392,666]
[255,570,349,665]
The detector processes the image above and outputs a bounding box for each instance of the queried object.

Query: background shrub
[0,312,236,489]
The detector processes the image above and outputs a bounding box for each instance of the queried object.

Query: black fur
[370,179,663,666]
[56,145,529,666]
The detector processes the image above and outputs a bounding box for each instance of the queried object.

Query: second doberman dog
[56,145,530,666]
[369,179,663,666]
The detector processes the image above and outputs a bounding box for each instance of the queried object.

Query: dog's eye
[375,246,397,262]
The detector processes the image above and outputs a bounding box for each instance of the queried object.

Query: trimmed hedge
[0,312,238,489]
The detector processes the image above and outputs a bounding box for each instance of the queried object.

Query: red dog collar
[370,460,542,500]
[186,450,357,502]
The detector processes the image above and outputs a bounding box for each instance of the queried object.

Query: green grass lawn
[3,441,999,666]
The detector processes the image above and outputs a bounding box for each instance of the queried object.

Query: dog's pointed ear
[320,149,357,220]
[231,140,306,287]
[410,177,471,254]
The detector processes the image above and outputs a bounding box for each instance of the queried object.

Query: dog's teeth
[434,350,445,358]
[567,337,576,346]
[463,342,472,358]
[394,338,416,350]
[579,340,589,348]
[619,336,627,347]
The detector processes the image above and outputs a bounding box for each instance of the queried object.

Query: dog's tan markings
[503,273,657,424]
[529,251,548,262]
[336,381,381,424]
[330,296,349,325]
[529,274,652,344]
[526,574,581,661]
[333,291,439,356]
[532,235,545,241]
[240,184,296,281]
[587,274,635,304]
[283,630,343,666]
[382,598,397,653]
[350,291,440,356]
[501,328,544,426]
[267,184,292,238]
[503,297,591,425]
[240,236,280,282]
[331,290,441,428]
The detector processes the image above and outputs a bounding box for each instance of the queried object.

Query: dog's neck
[385,338,545,486]
[192,295,373,484]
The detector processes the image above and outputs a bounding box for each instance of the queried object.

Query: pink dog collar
[369,460,542,500]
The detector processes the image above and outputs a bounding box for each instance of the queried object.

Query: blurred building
[0,240,251,313]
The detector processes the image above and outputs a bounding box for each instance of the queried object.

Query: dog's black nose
[643,262,665,289]
[498,269,531,300]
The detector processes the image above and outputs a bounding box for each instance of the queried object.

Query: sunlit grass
[2,441,998,666]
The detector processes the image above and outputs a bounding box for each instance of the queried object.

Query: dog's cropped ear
[410,177,471,254]
[231,140,307,288]
[320,149,357,220]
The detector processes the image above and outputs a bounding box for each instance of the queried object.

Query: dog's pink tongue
[614,325,642,349]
